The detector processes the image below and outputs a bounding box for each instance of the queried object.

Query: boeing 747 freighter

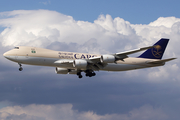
[3,38,176,78]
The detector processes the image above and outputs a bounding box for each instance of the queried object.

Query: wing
[89,45,154,62]
[87,45,155,70]
[115,46,154,56]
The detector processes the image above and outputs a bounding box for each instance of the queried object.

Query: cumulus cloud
[0,104,167,120]
[149,17,180,28]
[0,10,145,54]
[0,9,179,80]
[1,10,180,119]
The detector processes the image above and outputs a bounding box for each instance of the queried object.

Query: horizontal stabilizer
[147,58,177,64]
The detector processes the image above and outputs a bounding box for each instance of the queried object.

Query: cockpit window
[14,47,19,49]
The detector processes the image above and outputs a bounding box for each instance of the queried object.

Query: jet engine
[55,67,69,74]
[100,55,115,63]
[73,59,87,68]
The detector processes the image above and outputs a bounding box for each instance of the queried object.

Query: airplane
[3,38,176,78]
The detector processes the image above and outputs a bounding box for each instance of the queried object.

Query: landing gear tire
[78,75,83,78]
[19,67,23,71]
[18,63,23,71]
[77,72,83,79]
[85,71,96,77]
[92,73,96,76]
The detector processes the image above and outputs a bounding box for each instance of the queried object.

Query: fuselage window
[14,47,19,49]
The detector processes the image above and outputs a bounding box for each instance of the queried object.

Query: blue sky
[0,0,180,120]
[1,0,180,24]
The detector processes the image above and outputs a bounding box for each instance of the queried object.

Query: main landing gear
[77,72,83,78]
[77,70,96,79]
[18,63,23,71]
[85,70,96,77]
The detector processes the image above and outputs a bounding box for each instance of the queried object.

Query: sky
[0,0,180,120]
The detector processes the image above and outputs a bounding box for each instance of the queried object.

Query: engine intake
[100,55,115,63]
[73,59,87,68]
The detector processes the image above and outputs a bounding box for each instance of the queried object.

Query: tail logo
[152,45,162,58]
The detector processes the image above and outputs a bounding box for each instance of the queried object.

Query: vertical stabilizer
[138,38,169,59]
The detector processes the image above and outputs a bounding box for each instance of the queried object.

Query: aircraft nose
[3,50,18,62]
[3,51,13,60]
[3,52,8,58]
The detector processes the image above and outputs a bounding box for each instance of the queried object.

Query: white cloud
[149,17,180,28]
[1,10,180,120]
[0,10,179,81]
[0,10,139,53]
[0,104,167,120]
[39,0,51,5]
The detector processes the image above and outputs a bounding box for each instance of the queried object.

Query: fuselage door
[15,54,18,59]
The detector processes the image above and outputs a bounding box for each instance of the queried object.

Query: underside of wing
[54,59,74,64]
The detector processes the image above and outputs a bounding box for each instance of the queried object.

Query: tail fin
[138,38,169,59]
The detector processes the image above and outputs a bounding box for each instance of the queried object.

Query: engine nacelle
[73,59,87,68]
[100,55,115,63]
[55,67,69,74]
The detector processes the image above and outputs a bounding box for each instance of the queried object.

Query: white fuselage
[3,46,164,72]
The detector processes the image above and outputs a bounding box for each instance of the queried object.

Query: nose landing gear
[18,63,23,71]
